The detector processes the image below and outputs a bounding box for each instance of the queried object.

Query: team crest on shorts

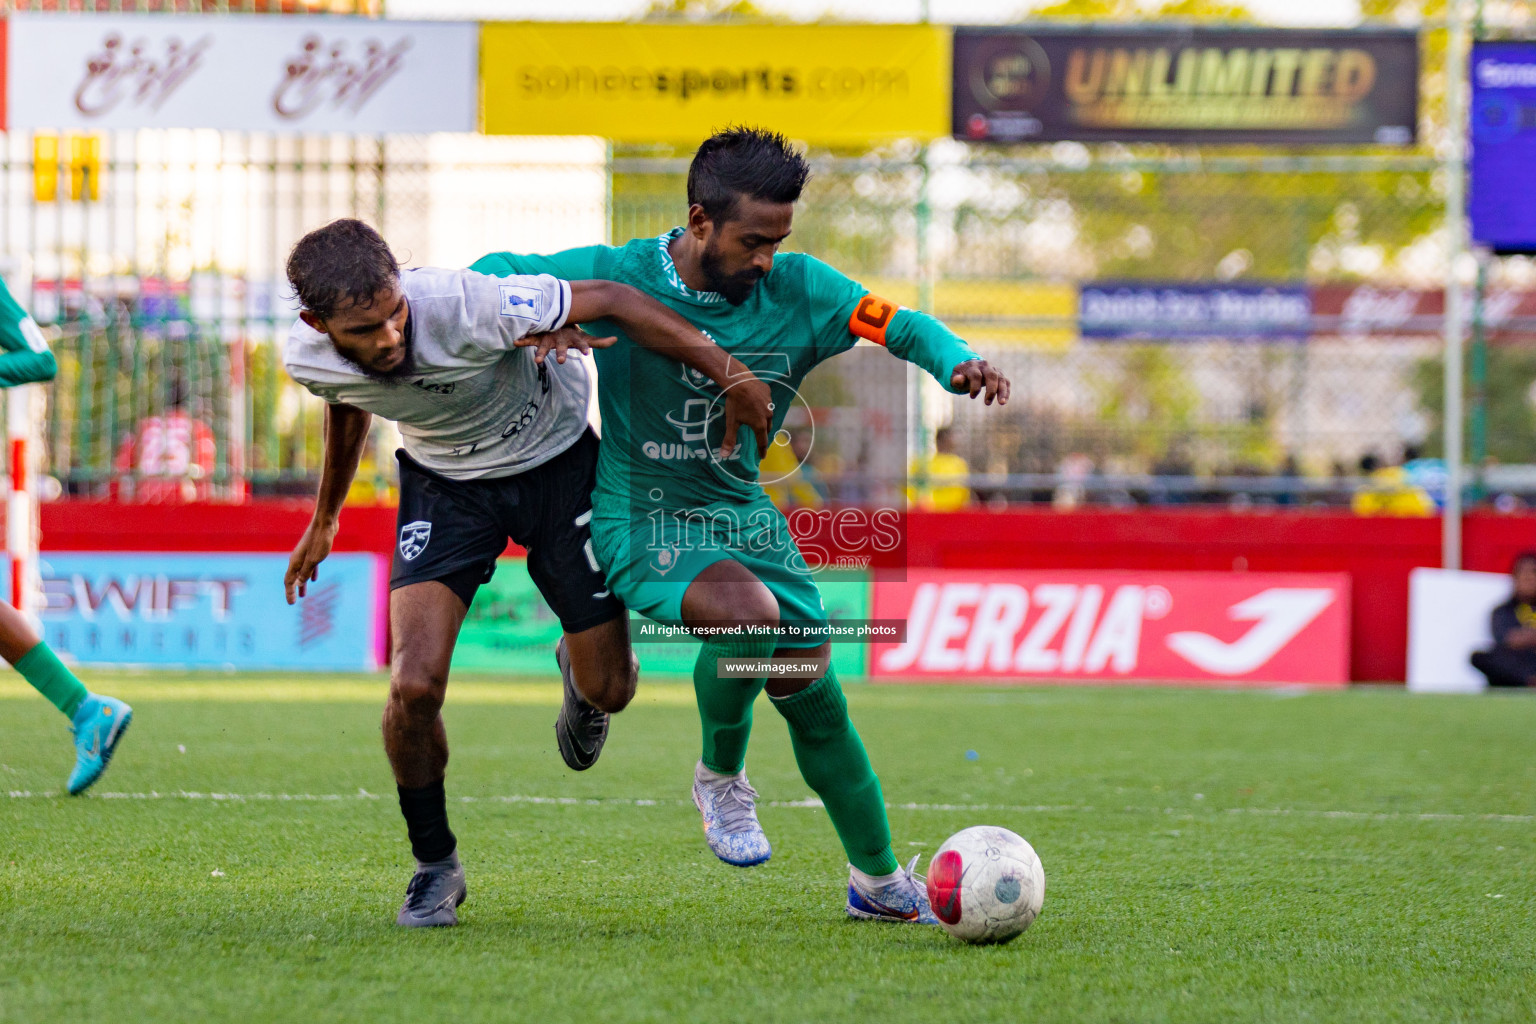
[399,520,432,561]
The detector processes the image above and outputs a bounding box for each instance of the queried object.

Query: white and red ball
[926,826,1045,944]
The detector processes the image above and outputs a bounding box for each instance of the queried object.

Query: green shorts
[591,494,830,648]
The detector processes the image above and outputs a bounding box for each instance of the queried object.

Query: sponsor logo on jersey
[398,520,432,561]
[641,397,740,462]
[499,285,544,321]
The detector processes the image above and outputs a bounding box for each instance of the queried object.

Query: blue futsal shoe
[67,694,133,795]
[692,761,772,867]
[846,856,940,924]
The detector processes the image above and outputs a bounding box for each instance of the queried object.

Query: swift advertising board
[869,569,1350,685]
[1080,283,1311,339]
[1470,41,1536,253]
[36,552,383,670]
[6,14,478,133]
[481,23,948,145]
[954,27,1418,145]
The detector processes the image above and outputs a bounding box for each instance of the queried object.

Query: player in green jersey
[0,274,133,794]
[473,127,1008,922]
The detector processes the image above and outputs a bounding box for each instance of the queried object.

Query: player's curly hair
[687,126,810,223]
[286,218,400,321]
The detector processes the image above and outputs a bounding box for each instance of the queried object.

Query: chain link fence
[6,12,1533,511]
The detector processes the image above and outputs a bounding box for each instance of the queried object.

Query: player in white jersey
[281,219,770,927]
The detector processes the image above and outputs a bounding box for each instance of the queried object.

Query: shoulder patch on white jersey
[19,316,48,354]
[499,284,544,321]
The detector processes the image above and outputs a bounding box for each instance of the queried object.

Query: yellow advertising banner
[482,23,949,145]
[863,277,1078,349]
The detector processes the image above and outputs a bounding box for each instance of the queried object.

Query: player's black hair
[1512,551,1536,573]
[687,127,810,223]
[285,218,400,321]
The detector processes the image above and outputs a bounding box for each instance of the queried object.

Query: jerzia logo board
[954,27,1418,145]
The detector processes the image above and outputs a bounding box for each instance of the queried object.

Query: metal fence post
[1443,0,1469,570]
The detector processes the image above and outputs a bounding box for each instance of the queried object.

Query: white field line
[2,789,1532,823]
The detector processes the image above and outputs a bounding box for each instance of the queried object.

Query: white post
[1443,0,1469,570]
[6,385,41,619]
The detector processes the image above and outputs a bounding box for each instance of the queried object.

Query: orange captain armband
[848,293,898,346]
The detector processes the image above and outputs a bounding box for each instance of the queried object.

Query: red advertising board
[1310,285,1536,338]
[869,569,1350,685]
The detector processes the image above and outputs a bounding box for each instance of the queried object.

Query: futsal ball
[926,826,1045,944]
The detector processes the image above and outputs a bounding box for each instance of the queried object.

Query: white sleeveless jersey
[284,267,589,481]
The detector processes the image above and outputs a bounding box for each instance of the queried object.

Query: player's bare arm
[569,279,774,457]
[285,401,372,604]
[950,358,1010,406]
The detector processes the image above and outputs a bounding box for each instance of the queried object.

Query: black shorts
[390,429,623,633]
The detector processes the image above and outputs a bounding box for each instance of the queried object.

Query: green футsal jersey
[0,275,57,389]
[471,229,978,513]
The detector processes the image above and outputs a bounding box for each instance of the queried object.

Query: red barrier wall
[38,502,1536,682]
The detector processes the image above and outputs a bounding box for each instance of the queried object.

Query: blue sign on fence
[1470,42,1536,254]
[38,552,382,670]
[1079,283,1311,340]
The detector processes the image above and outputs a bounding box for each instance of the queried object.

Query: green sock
[771,669,899,876]
[693,637,777,775]
[14,642,89,720]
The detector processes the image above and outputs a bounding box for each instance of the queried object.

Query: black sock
[397,779,457,864]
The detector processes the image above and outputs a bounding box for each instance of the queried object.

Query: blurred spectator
[1149,441,1194,505]
[1052,452,1093,511]
[762,421,828,511]
[1470,553,1536,689]
[113,375,216,503]
[1276,453,1302,506]
[909,426,972,511]
[1350,449,1435,517]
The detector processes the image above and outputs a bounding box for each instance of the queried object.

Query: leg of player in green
[683,560,929,921]
[767,663,898,878]
[0,599,132,795]
[693,637,774,775]
[683,563,779,865]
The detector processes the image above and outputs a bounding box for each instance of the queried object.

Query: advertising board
[1469,41,1536,253]
[37,552,383,670]
[7,14,478,133]
[954,27,1418,145]
[870,569,1350,685]
[482,23,948,145]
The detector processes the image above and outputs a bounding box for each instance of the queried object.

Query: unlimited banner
[7,14,478,133]
[954,27,1418,145]
[481,23,948,145]
[870,569,1349,685]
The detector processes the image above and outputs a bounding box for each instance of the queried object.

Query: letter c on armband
[849,293,897,346]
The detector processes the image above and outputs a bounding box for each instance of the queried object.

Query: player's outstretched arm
[286,401,371,604]
[948,358,1011,407]
[566,280,773,457]
[0,284,58,389]
[802,256,1009,407]
[877,307,1010,407]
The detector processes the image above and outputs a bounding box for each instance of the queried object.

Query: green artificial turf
[2,675,1533,1023]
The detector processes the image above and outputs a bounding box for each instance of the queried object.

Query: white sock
[850,864,902,889]
[696,762,742,782]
